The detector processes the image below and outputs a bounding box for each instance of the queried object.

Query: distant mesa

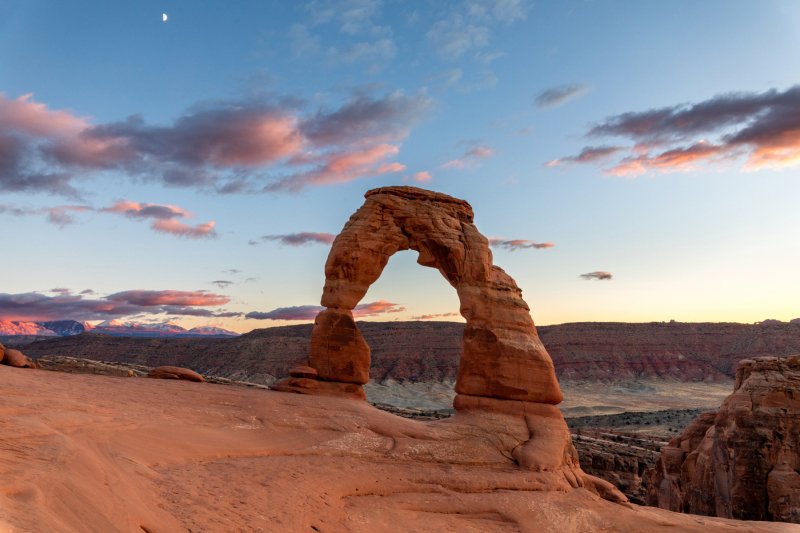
[648,355,800,523]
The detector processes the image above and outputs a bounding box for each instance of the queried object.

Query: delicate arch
[275,186,562,407]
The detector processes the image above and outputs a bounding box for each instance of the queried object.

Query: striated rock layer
[20,321,800,385]
[272,186,626,501]
[275,186,562,406]
[648,355,800,523]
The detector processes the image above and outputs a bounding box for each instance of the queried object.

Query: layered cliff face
[648,355,800,523]
[20,321,800,385]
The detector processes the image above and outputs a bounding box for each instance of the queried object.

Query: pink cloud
[103,200,190,219]
[265,143,404,192]
[0,289,236,322]
[151,219,217,239]
[412,170,432,182]
[605,142,726,177]
[108,290,229,307]
[352,300,405,317]
[103,200,216,238]
[0,91,431,196]
[0,198,216,238]
[553,85,800,176]
[0,93,87,136]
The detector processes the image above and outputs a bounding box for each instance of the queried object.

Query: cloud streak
[0,198,217,238]
[441,145,494,169]
[250,232,336,246]
[545,146,623,167]
[580,271,613,281]
[0,289,237,322]
[535,84,589,108]
[0,89,430,196]
[551,85,800,175]
[245,300,404,321]
[488,238,555,251]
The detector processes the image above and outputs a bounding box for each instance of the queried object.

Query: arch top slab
[277,186,563,407]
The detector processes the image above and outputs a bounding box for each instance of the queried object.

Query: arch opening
[354,249,462,412]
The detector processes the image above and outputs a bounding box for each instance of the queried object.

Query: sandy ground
[1,367,796,533]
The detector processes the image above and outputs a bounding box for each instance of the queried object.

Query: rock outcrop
[3,367,791,532]
[274,186,562,406]
[648,355,800,523]
[273,186,625,502]
[0,344,37,368]
[147,366,205,382]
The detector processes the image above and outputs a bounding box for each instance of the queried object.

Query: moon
[162,13,168,22]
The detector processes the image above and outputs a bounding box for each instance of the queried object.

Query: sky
[1,0,799,333]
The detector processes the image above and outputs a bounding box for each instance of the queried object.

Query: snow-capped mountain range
[0,319,238,338]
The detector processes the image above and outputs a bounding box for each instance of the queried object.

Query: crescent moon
[162,13,168,22]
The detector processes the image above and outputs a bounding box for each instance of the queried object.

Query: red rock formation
[648,355,800,523]
[147,366,205,382]
[272,186,625,503]
[0,345,37,368]
[275,186,562,406]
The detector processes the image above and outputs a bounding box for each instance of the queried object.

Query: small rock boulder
[147,366,204,382]
[1,347,37,369]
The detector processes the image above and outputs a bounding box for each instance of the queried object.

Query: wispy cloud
[210,280,234,289]
[441,145,494,169]
[426,0,528,60]
[0,198,217,239]
[0,204,92,227]
[580,271,613,281]
[0,89,430,196]
[103,200,217,238]
[249,232,336,246]
[535,83,590,108]
[545,146,623,167]
[0,289,237,321]
[489,238,555,251]
[551,85,800,175]
[245,299,404,320]
[295,0,396,68]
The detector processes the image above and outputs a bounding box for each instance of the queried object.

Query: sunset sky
[1,0,799,332]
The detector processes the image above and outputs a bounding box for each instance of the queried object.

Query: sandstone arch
[274,186,563,408]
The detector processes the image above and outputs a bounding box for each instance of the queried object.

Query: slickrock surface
[20,320,800,385]
[648,355,800,523]
[280,186,562,406]
[1,368,795,533]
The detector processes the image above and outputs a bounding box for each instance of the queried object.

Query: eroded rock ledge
[648,355,800,523]
[272,185,624,502]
